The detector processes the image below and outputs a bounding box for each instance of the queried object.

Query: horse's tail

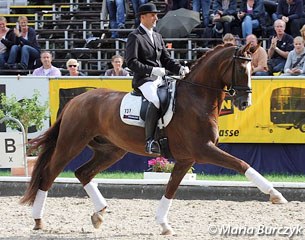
[20,115,62,206]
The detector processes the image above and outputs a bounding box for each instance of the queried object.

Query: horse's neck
[190,46,233,89]
[177,80,225,118]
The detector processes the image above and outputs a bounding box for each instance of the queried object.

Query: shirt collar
[140,23,154,37]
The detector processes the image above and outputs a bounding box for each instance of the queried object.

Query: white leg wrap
[32,189,48,219]
[245,167,273,194]
[84,181,107,212]
[156,195,172,224]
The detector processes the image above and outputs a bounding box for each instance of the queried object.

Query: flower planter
[144,172,196,181]
[11,156,37,176]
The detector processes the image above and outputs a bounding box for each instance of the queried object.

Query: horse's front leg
[195,143,287,204]
[156,160,194,235]
[245,167,288,204]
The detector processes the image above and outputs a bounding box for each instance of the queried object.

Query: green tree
[0,90,49,139]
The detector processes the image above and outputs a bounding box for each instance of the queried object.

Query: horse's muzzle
[233,94,252,111]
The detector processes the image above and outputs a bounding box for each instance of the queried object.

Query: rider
[126,2,189,155]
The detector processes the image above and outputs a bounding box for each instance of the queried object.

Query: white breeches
[139,78,162,109]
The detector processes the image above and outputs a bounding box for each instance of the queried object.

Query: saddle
[120,80,177,158]
[131,83,172,121]
[120,80,176,128]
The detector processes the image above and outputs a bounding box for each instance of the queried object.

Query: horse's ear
[249,42,261,54]
[242,43,252,54]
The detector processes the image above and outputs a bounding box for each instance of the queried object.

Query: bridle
[176,47,252,97]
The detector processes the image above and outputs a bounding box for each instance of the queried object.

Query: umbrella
[156,8,201,38]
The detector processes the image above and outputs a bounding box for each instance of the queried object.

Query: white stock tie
[148,32,154,45]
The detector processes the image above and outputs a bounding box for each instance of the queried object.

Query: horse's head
[227,44,253,111]
[182,44,254,111]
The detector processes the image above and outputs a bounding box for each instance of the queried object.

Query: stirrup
[145,140,161,154]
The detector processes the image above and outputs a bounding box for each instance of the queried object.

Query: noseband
[176,47,252,97]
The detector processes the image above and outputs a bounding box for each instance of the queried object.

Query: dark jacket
[213,0,237,16]
[126,26,181,89]
[64,71,86,76]
[240,0,265,21]
[15,27,40,51]
[1,29,16,50]
[268,33,294,59]
[275,0,304,20]
[239,0,266,25]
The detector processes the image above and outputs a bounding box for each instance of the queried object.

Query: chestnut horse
[20,44,287,235]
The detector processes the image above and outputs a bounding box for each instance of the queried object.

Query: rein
[172,48,252,97]
[172,76,235,95]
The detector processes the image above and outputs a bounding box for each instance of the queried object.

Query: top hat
[137,3,160,16]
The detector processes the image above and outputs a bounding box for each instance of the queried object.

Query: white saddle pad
[120,81,176,128]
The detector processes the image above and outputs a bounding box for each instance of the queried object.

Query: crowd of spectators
[3,0,305,77]
[98,0,305,76]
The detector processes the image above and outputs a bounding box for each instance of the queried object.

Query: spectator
[0,17,15,69]
[300,24,305,40]
[32,51,61,76]
[105,54,129,76]
[65,58,86,76]
[130,0,148,27]
[166,0,190,11]
[192,0,212,29]
[246,34,269,76]
[222,33,237,45]
[272,0,304,37]
[267,19,294,74]
[106,0,126,38]
[5,16,40,70]
[264,0,278,36]
[211,0,237,38]
[282,36,305,75]
[237,0,266,39]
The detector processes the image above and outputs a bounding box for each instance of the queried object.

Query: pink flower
[148,159,157,166]
[147,157,174,172]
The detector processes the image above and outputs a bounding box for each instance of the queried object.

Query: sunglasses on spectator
[69,65,77,67]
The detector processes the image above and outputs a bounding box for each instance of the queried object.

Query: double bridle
[176,47,252,97]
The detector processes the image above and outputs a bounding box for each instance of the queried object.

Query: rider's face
[141,13,158,30]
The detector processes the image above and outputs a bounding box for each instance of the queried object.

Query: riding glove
[179,66,190,77]
[151,67,166,77]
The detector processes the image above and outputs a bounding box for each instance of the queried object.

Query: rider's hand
[179,66,190,77]
[151,67,166,77]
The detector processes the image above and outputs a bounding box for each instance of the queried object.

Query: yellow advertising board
[49,77,305,144]
[49,77,132,124]
[219,77,305,143]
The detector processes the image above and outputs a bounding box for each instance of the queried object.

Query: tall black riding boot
[145,103,161,154]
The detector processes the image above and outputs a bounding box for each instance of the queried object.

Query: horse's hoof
[91,211,104,229]
[269,188,288,204]
[160,223,175,235]
[33,219,43,230]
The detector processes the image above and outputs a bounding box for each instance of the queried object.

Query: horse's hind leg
[75,140,127,229]
[197,143,287,204]
[31,138,91,230]
[156,160,194,235]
